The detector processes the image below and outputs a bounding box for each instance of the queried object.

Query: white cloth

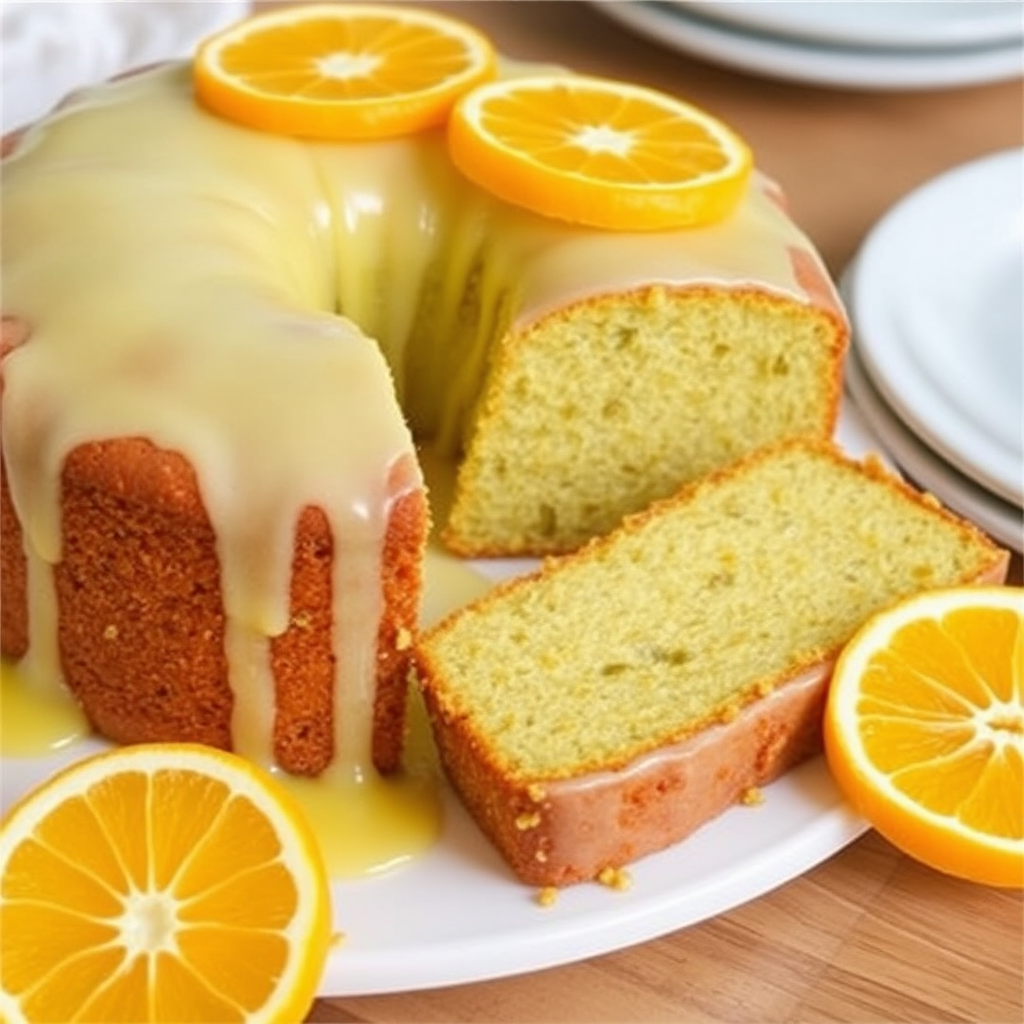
[2,0,251,130]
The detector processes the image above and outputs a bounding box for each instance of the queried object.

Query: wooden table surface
[295,3,1024,1020]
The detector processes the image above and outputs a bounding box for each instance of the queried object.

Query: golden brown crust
[268,504,337,775]
[268,457,428,776]
[373,456,431,772]
[49,439,233,751]
[419,658,831,887]
[0,431,428,776]
[1,316,31,658]
[0,451,28,659]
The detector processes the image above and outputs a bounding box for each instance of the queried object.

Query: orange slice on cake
[0,743,332,1023]
[825,586,1024,889]
[194,3,496,140]
[448,73,753,230]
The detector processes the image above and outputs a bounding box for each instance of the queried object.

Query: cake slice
[415,439,1010,886]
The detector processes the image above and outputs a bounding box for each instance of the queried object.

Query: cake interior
[420,443,1004,781]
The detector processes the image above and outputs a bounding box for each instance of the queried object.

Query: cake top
[190,2,753,230]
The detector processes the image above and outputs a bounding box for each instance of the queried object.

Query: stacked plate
[592,2,1024,90]
[842,148,1023,552]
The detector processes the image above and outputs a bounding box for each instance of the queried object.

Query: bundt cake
[0,23,847,778]
[415,440,1009,886]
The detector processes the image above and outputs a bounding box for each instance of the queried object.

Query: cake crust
[0,426,428,776]
[421,662,831,886]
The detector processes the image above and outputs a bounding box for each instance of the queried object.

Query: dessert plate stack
[842,148,1023,552]
[592,1,1024,90]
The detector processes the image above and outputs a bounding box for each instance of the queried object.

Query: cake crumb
[527,783,547,803]
[741,786,765,806]
[515,811,542,831]
[597,866,633,891]
[291,610,312,631]
[102,624,118,641]
[395,627,413,651]
[536,886,559,908]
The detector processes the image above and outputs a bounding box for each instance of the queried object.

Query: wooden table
[296,3,1023,1020]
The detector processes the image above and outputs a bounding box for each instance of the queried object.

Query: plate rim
[841,323,1023,552]
[848,147,1024,507]
[0,732,867,998]
[591,1,1024,90]
[679,0,1024,52]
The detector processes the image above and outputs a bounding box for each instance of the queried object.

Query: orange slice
[0,743,333,1023]
[194,3,496,140]
[824,586,1024,889]
[448,73,753,230]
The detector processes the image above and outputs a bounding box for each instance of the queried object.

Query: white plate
[844,341,1023,552]
[850,148,1024,507]
[681,1,1024,52]
[0,739,865,996]
[0,407,885,997]
[592,2,1024,90]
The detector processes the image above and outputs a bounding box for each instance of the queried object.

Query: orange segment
[194,3,496,140]
[825,586,1024,889]
[0,744,333,1023]
[448,73,753,230]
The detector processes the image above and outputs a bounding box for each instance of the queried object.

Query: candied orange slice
[194,3,496,140]
[448,73,753,230]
